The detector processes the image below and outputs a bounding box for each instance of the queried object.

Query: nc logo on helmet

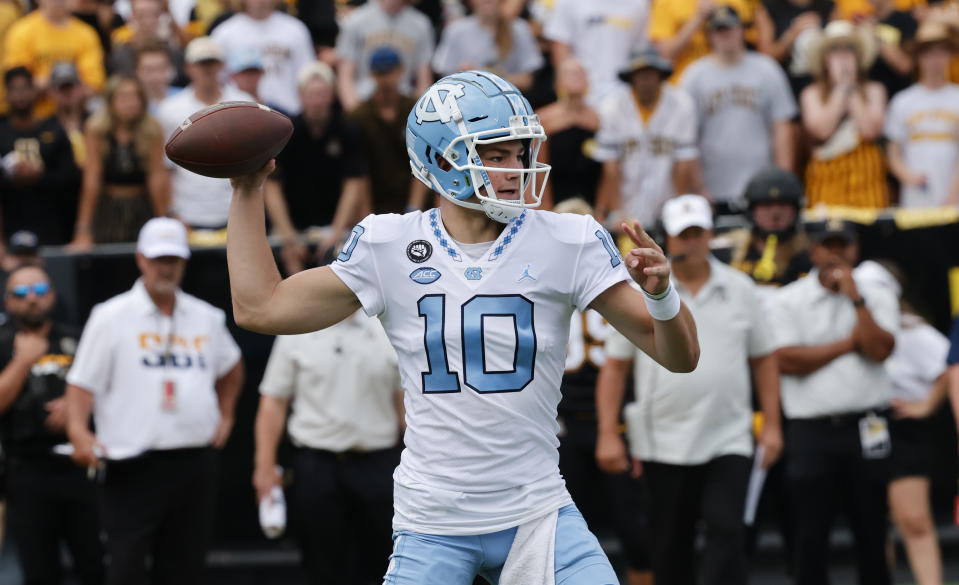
[415,83,465,125]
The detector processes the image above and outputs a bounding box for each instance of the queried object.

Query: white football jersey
[330,208,629,534]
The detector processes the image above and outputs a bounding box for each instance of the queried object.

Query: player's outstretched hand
[622,220,670,296]
[230,159,276,194]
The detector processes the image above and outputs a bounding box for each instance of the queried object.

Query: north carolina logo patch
[407,240,432,263]
[410,267,441,284]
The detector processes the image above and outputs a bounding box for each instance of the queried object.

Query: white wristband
[643,283,681,321]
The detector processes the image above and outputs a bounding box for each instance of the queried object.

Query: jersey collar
[427,208,529,264]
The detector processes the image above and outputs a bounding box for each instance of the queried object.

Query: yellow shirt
[835,0,926,19]
[110,24,134,46]
[0,1,22,116]
[3,12,105,118]
[649,0,759,83]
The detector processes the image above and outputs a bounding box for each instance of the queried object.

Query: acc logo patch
[407,240,432,263]
[465,267,483,281]
[410,267,442,285]
[415,83,465,124]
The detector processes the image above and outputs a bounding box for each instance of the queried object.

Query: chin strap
[481,200,524,223]
[752,234,779,282]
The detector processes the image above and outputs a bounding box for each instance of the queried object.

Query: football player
[227,71,699,584]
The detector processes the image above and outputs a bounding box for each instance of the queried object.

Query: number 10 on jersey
[418,294,536,394]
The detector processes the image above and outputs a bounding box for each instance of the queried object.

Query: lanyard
[157,310,178,412]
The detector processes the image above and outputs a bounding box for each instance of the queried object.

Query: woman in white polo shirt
[65,217,243,585]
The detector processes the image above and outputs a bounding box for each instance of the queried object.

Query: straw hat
[805,20,878,78]
[913,20,958,53]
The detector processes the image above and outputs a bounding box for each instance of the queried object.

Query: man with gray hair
[65,218,243,585]
[680,6,796,213]
[265,62,369,275]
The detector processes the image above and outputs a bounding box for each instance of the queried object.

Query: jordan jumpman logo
[517,264,537,282]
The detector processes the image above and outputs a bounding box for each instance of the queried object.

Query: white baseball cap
[185,36,225,64]
[296,61,336,89]
[661,194,713,237]
[137,218,191,259]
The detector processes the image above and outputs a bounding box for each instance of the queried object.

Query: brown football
[164,101,293,178]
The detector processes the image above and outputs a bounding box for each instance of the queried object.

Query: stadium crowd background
[1,0,959,583]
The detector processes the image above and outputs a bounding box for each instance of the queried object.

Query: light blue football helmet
[406,71,550,223]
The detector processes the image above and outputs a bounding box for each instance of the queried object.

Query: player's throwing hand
[230,159,276,193]
[622,220,670,296]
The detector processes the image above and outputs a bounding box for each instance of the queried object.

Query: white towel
[499,508,558,585]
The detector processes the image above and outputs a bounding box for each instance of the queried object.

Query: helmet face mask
[407,71,551,223]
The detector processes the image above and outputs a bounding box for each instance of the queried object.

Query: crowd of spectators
[0,0,955,258]
[0,0,958,583]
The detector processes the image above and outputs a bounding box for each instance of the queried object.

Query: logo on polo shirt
[30,354,73,377]
[139,333,210,369]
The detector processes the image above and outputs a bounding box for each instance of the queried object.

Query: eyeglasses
[8,282,50,299]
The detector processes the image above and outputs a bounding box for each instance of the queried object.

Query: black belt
[797,407,890,428]
[294,444,391,462]
[104,445,213,468]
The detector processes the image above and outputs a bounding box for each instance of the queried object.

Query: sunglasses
[8,282,50,299]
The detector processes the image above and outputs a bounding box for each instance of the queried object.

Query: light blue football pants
[382,504,618,584]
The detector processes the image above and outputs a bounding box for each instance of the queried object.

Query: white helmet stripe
[473,70,526,115]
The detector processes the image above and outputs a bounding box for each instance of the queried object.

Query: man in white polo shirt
[64,217,244,585]
[156,37,255,230]
[595,194,781,585]
[768,219,897,585]
[253,309,403,585]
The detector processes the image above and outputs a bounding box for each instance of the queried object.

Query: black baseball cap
[8,230,39,256]
[708,5,742,30]
[618,46,673,82]
[50,62,80,88]
[744,167,804,207]
[806,218,857,244]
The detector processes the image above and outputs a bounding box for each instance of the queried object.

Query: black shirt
[273,113,368,230]
[72,10,125,53]
[351,96,418,215]
[547,126,602,207]
[0,321,80,458]
[868,11,918,99]
[558,312,634,419]
[0,116,81,245]
[762,0,836,98]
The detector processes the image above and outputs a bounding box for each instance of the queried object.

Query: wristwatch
[852,297,866,308]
